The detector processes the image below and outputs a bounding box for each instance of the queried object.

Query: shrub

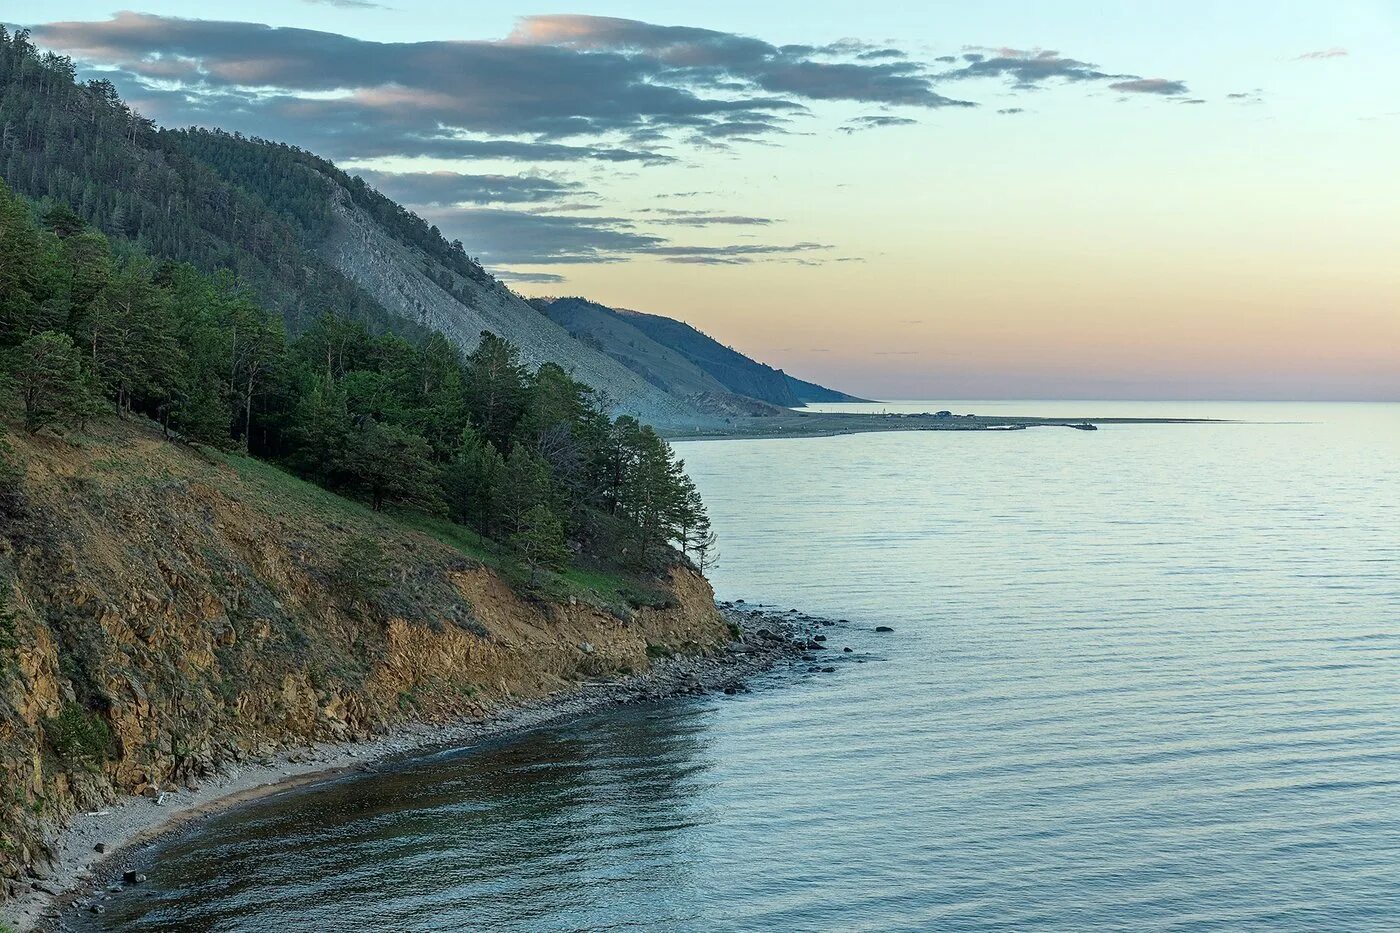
[44,702,113,766]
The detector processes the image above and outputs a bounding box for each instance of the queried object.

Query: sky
[15,1,1400,400]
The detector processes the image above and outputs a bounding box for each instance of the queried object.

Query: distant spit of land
[664,409,1223,441]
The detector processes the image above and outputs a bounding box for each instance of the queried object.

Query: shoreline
[5,605,821,932]
[662,411,1226,441]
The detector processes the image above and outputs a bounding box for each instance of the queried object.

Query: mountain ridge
[0,33,866,429]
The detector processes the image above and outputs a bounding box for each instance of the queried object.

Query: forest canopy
[0,177,715,576]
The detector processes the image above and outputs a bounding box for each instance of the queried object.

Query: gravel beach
[4,605,827,932]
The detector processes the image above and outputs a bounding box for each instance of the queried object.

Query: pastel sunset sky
[18,1,1400,399]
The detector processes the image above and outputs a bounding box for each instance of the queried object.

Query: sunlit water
[83,402,1400,931]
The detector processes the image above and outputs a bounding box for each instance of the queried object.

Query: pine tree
[511,503,568,582]
[464,331,528,451]
[499,443,553,537]
[442,425,503,534]
[10,330,84,433]
[349,418,441,512]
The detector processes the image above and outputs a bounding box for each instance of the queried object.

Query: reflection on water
[82,403,1400,931]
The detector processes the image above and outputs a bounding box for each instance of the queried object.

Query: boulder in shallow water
[875,625,894,633]
[123,871,146,885]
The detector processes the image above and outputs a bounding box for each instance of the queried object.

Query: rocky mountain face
[319,190,721,430]
[0,420,729,895]
[537,298,866,411]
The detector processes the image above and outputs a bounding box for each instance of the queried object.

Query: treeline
[0,180,715,574]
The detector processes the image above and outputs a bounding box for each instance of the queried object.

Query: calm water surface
[87,402,1400,931]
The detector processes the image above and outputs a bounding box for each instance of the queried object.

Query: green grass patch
[215,450,383,526]
[212,450,674,617]
[391,511,503,567]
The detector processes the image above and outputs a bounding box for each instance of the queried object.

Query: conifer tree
[12,330,84,433]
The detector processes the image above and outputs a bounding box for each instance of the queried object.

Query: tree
[442,425,503,534]
[499,443,554,537]
[464,331,528,451]
[349,418,441,512]
[511,503,567,582]
[10,330,84,433]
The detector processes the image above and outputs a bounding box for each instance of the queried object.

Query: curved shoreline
[5,606,815,932]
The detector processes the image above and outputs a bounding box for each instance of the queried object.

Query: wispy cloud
[1109,78,1189,96]
[354,170,589,206]
[838,114,919,133]
[1294,47,1348,61]
[300,0,388,9]
[494,270,567,284]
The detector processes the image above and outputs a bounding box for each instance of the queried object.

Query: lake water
[81,402,1400,931]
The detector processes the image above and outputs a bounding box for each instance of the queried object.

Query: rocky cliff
[320,191,723,430]
[0,420,729,898]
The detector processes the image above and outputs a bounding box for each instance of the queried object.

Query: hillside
[536,297,866,409]
[0,417,730,898]
[0,33,864,430]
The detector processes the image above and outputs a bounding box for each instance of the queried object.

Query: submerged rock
[875,626,894,633]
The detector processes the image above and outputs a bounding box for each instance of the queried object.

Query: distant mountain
[0,33,863,427]
[785,375,868,404]
[535,297,866,410]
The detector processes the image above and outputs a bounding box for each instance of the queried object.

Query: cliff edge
[0,419,728,898]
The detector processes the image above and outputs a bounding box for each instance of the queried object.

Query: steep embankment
[0,420,729,899]
[319,190,718,429]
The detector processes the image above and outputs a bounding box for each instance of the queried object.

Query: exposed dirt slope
[0,420,727,898]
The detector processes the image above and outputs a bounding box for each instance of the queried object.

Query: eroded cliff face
[0,421,727,896]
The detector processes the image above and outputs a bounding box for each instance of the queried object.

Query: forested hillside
[0,29,423,342]
[0,29,862,427]
[0,179,715,574]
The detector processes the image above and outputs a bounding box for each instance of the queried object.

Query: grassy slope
[0,417,725,895]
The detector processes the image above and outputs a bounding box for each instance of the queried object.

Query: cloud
[417,207,663,265]
[638,209,775,226]
[941,47,1189,100]
[32,13,1201,169]
[507,15,974,109]
[300,0,387,9]
[25,13,1201,278]
[354,170,588,206]
[641,242,833,265]
[838,114,919,133]
[1226,89,1264,104]
[1295,48,1347,61]
[1109,78,1189,95]
[33,11,976,162]
[494,270,567,284]
[939,48,1124,86]
[997,107,1025,115]
[418,205,829,267]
